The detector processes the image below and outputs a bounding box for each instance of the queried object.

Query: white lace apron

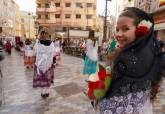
[34,40,55,75]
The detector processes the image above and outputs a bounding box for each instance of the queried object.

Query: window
[37,15,41,19]
[76,3,82,7]
[55,14,60,18]
[65,3,71,7]
[45,3,50,8]
[21,18,24,22]
[65,14,71,18]
[86,15,92,19]
[37,4,41,8]
[55,3,60,7]
[87,3,93,7]
[45,14,49,19]
[76,14,81,19]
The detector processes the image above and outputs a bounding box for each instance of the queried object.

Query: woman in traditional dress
[99,7,165,114]
[24,39,35,69]
[33,31,55,98]
[83,30,98,75]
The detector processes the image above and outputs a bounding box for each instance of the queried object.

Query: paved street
[0,50,165,114]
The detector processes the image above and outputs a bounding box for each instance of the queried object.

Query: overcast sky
[14,0,118,16]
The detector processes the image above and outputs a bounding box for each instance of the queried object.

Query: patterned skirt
[83,55,97,75]
[24,56,35,67]
[99,91,153,114]
[33,65,54,88]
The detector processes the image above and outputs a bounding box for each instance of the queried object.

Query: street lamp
[35,21,39,39]
[28,13,31,39]
[103,0,111,43]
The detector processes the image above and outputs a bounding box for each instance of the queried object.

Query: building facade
[36,0,97,34]
[0,0,14,37]
[119,0,158,13]
[118,0,165,41]
[152,0,165,41]
[19,11,36,39]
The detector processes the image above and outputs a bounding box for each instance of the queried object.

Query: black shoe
[41,93,46,98]
[45,93,49,97]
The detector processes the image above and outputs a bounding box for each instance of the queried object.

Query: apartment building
[0,0,14,37]
[36,0,97,33]
[152,0,165,41]
[19,11,36,39]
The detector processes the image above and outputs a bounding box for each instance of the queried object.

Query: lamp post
[28,13,31,39]
[103,0,111,42]
[35,21,39,39]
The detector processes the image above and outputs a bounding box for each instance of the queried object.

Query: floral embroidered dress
[33,40,55,87]
[99,88,152,114]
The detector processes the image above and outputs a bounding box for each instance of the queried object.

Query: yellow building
[36,0,97,33]
[19,11,36,39]
[13,0,22,37]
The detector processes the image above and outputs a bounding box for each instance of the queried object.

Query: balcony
[62,0,72,2]
[37,19,46,24]
[62,8,73,13]
[74,9,85,14]
[45,20,56,24]
[36,8,46,13]
[45,8,56,12]
[37,0,52,2]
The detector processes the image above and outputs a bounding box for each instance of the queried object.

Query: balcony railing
[45,20,56,24]
[36,8,46,12]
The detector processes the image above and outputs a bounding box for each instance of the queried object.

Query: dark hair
[119,7,154,27]
[88,30,96,46]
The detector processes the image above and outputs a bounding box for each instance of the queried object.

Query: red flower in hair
[135,26,149,38]
[135,20,152,38]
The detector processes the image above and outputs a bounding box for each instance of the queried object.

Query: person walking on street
[83,30,98,75]
[33,31,55,98]
[5,41,12,55]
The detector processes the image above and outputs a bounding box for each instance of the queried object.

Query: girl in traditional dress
[99,7,165,114]
[33,31,55,98]
[24,39,35,69]
[83,30,98,75]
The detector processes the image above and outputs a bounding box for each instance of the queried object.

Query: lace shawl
[34,40,55,74]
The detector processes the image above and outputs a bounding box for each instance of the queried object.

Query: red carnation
[88,81,99,90]
[98,70,106,81]
[135,26,149,38]
[87,89,95,100]
[97,81,105,89]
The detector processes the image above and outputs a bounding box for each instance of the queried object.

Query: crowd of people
[0,7,165,114]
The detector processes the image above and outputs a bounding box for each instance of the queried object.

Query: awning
[67,30,99,38]
[154,22,165,30]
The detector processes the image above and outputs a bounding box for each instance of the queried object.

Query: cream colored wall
[36,0,96,30]
[19,11,36,39]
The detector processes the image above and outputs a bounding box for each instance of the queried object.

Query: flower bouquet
[86,64,112,102]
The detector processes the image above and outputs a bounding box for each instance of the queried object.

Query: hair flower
[135,20,153,38]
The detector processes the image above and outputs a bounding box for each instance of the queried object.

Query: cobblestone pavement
[0,50,164,114]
